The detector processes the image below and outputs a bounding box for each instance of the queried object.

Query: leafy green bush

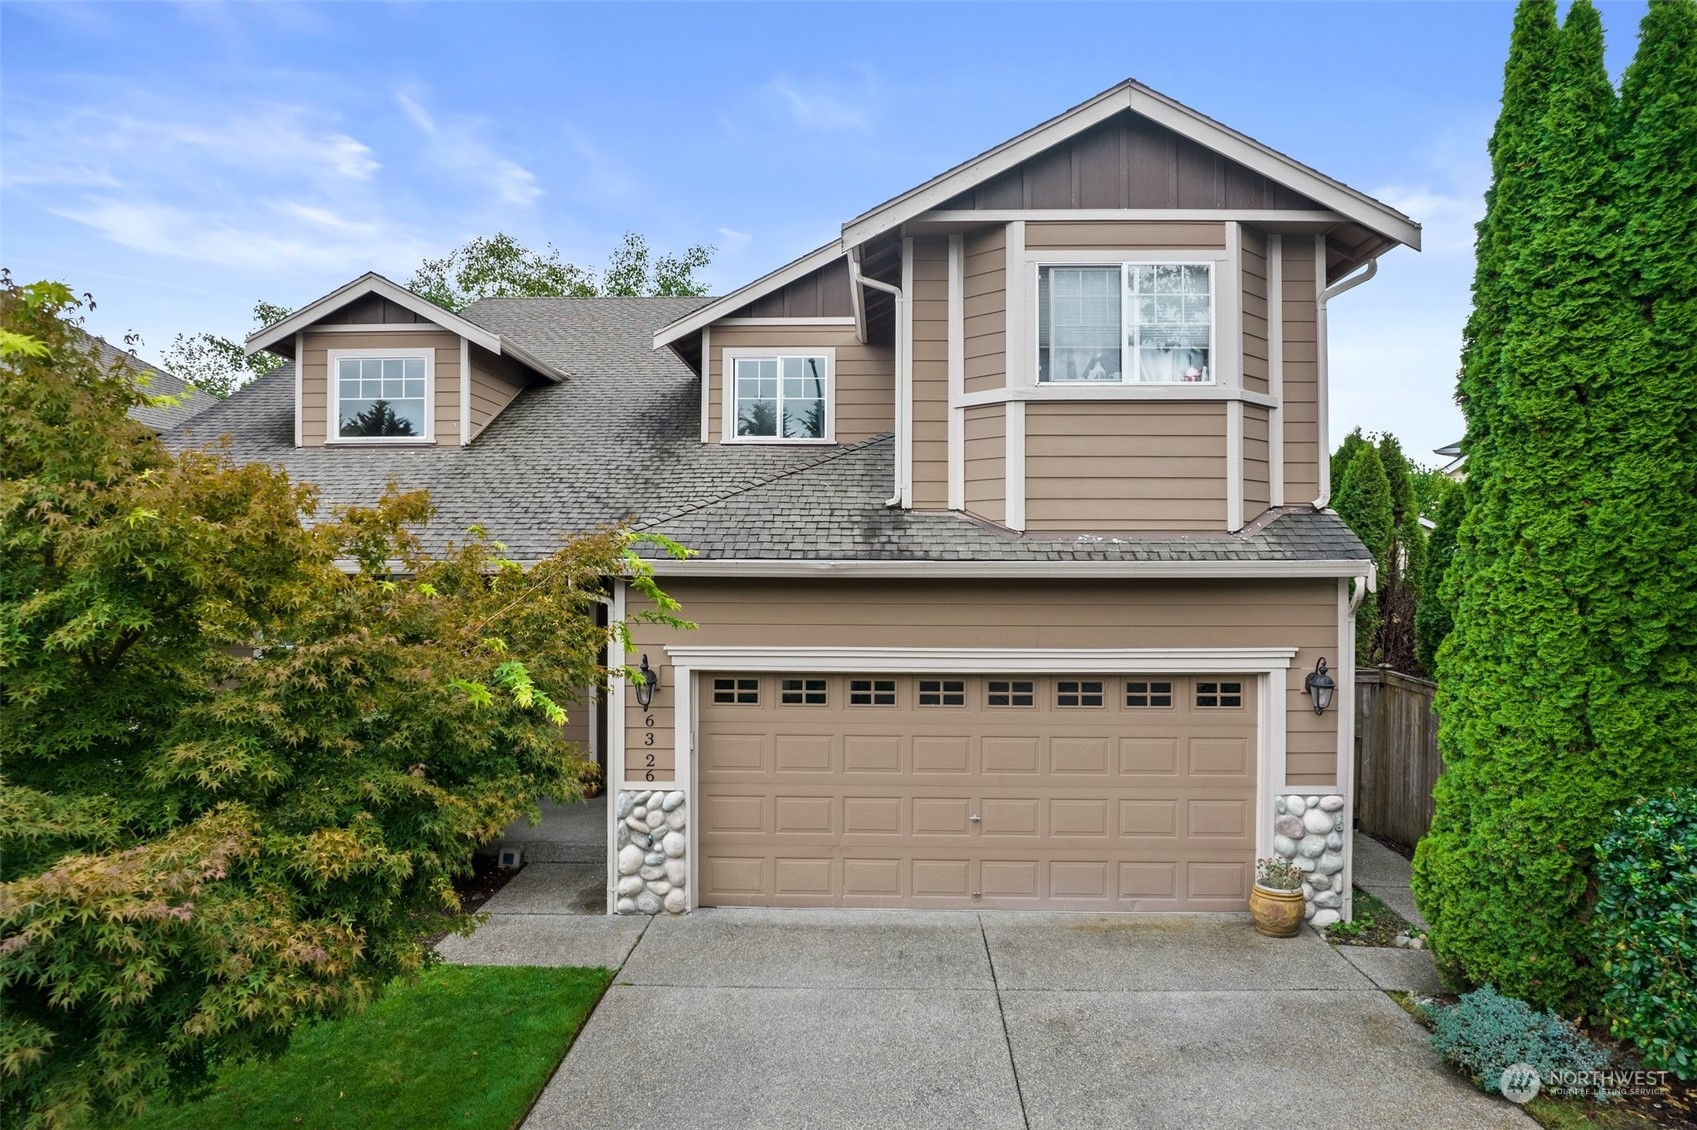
[1594,789,1697,1080]
[1428,986,1608,1096]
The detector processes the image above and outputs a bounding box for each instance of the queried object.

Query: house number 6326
[643,714,656,781]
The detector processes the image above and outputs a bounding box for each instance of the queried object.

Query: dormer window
[330,349,432,443]
[1037,263,1213,384]
[723,349,834,443]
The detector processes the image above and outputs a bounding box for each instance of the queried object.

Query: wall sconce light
[634,654,658,709]
[1303,657,1337,716]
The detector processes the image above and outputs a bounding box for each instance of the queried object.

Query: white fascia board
[245,273,502,356]
[651,241,845,350]
[644,557,1372,580]
[663,644,1300,674]
[839,81,1421,253]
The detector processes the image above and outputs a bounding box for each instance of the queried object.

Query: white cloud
[765,74,873,132]
[53,197,429,272]
[716,227,752,252]
[395,89,542,208]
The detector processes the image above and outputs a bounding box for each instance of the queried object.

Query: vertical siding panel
[963,226,1007,394]
[910,237,951,508]
[1282,239,1320,501]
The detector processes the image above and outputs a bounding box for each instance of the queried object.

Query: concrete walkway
[1354,830,1428,930]
[442,909,1530,1130]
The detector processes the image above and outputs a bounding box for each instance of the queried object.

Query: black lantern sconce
[634,654,659,709]
[1303,657,1336,716]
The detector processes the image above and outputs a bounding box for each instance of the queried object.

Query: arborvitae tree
[1329,428,1371,505]
[1416,0,1653,1013]
[1606,0,1697,765]
[1414,479,1464,674]
[1332,441,1393,663]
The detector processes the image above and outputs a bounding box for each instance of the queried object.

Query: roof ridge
[637,433,892,530]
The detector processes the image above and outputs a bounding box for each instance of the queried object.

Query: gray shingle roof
[163,296,1369,568]
[93,337,217,432]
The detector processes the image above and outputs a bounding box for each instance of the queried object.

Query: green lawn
[121,965,611,1130]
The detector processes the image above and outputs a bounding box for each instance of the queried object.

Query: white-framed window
[1036,262,1214,385]
[327,348,433,443]
[722,348,834,443]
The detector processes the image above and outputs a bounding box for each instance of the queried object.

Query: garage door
[696,672,1258,911]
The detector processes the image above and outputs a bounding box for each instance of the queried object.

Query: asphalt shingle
[163,297,1370,567]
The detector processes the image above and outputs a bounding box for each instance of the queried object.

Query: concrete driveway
[507,909,1532,1130]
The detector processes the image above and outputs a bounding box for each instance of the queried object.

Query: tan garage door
[697,672,1257,911]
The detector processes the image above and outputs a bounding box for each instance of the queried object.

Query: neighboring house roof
[1436,439,1465,478]
[165,296,1369,573]
[91,336,217,432]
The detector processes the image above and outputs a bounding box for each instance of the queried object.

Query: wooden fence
[1354,667,1443,848]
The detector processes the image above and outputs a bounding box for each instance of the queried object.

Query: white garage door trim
[664,645,1296,910]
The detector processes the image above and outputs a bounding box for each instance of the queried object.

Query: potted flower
[1250,857,1306,937]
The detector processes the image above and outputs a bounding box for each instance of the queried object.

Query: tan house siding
[1282,239,1321,501]
[963,403,1006,524]
[298,328,462,447]
[1024,220,1228,250]
[1241,227,1269,396]
[725,256,853,319]
[910,237,950,508]
[963,226,1007,395]
[1023,401,1227,531]
[705,325,894,446]
[1243,405,1271,524]
[936,112,1327,212]
[467,344,530,440]
[622,577,1341,787]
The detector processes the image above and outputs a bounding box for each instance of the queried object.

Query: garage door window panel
[1194,680,1244,709]
[712,677,760,705]
[918,678,966,707]
[987,679,1035,708]
[779,677,828,706]
[1056,680,1105,708]
[848,678,897,706]
[1125,680,1176,708]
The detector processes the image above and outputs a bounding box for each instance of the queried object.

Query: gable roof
[243,272,569,382]
[653,79,1420,351]
[839,79,1422,250]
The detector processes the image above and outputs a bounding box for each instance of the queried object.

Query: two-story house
[170,80,1419,926]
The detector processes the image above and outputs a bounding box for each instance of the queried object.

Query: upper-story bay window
[1037,263,1213,384]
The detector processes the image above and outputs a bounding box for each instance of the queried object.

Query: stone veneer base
[613,790,687,914]
[1270,793,1347,927]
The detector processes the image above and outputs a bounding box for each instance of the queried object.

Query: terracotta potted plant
[1250,857,1306,937]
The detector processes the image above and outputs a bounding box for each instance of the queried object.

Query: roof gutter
[856,266,907,509]
[1314,255,1379,510]
[642,557,1375,580]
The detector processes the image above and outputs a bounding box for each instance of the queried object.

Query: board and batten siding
[467,344,530,440]
[621,577,1342,787]
[1023,401,1227,531]
[963,403,1006,525]
[936,112,1326,213]
[963,226,1006,395]
[1281,239,1321,501]
[704,325,894,446]
[298,328,462,447]
[725,256,853,319]
[910,237,950,508]
[1240,227,1269,396]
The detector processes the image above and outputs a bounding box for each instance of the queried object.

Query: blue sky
[1,1,1653,462]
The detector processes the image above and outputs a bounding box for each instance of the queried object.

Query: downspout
[857,263,906,509]
[1314,255,1380,510]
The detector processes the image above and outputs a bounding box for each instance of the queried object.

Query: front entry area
[696,672,1259,911]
